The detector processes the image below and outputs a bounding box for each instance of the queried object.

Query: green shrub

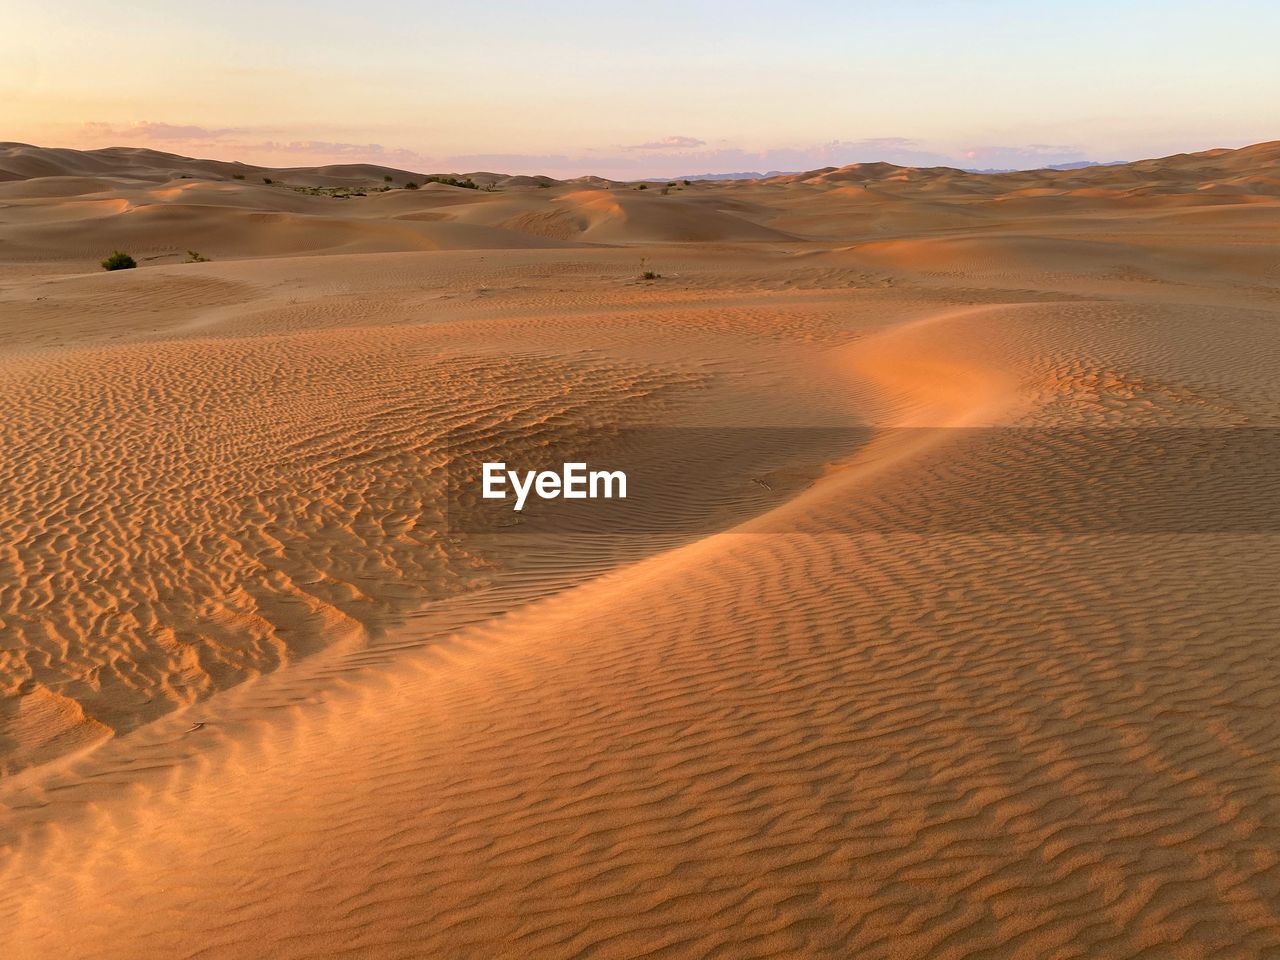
[404,181,419,190]
[683,179,691,186]
[423,175,478,189]
[232,173,245,180]
[186,250,209,263]
[637,183,648,190]
[290,184,368,199]
[262,177,273,184]
[101,251,136,271]
[384,174,393,182]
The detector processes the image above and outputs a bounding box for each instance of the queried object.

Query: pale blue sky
[3,0,1277,175]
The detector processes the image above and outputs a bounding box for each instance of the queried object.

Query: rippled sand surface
[3,141,1280,958]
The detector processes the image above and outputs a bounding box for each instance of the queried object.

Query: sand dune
[5,139,1276,266]
[2,141,1280,958]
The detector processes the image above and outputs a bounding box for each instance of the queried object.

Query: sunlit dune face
[558,188,626,215]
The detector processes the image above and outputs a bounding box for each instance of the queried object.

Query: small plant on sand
[186,250,209,263]
[290,184,366,199]
[262,177,273,184]
[638,257,660,281]
[423,175,478,189]
[232,173,245,180]
[101,250,137,271]
[683,179,691,186]
[637,183,648,190]
[404,181,419,190]
[384,174,393,182]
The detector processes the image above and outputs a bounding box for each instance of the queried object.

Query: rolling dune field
[2,140,1280,958]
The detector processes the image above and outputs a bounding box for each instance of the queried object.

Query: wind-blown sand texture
[2,140,1280,958]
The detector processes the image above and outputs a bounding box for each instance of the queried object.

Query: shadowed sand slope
[2,142,1280,959]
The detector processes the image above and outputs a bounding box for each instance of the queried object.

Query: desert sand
[2,140,1280,958]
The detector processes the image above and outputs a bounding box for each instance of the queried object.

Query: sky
[3,0,1278,177]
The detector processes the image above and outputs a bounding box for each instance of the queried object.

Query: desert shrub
[642,270,660,280]
[186,250,209,263]
[637,183,648,190]
[263,177,273,184]
[291,185,367,199]
[683,179,691,186]
[423,175,477,189]
[384,174,393,182]
[404,181,419,190]
[101,251,136,271]
[232,173,245,180]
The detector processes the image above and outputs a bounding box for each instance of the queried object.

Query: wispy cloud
[77,121,436,169]
[959,143,1087,170]
[625,135,706,151]
[69,121,1108,178]
[81,121,237,142]
[441,152,575,173]
[258,141,432,166]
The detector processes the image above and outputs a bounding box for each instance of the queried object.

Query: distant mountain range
[678,160,1127,181]
[675,170,797,181]
[964,160,1127,174]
